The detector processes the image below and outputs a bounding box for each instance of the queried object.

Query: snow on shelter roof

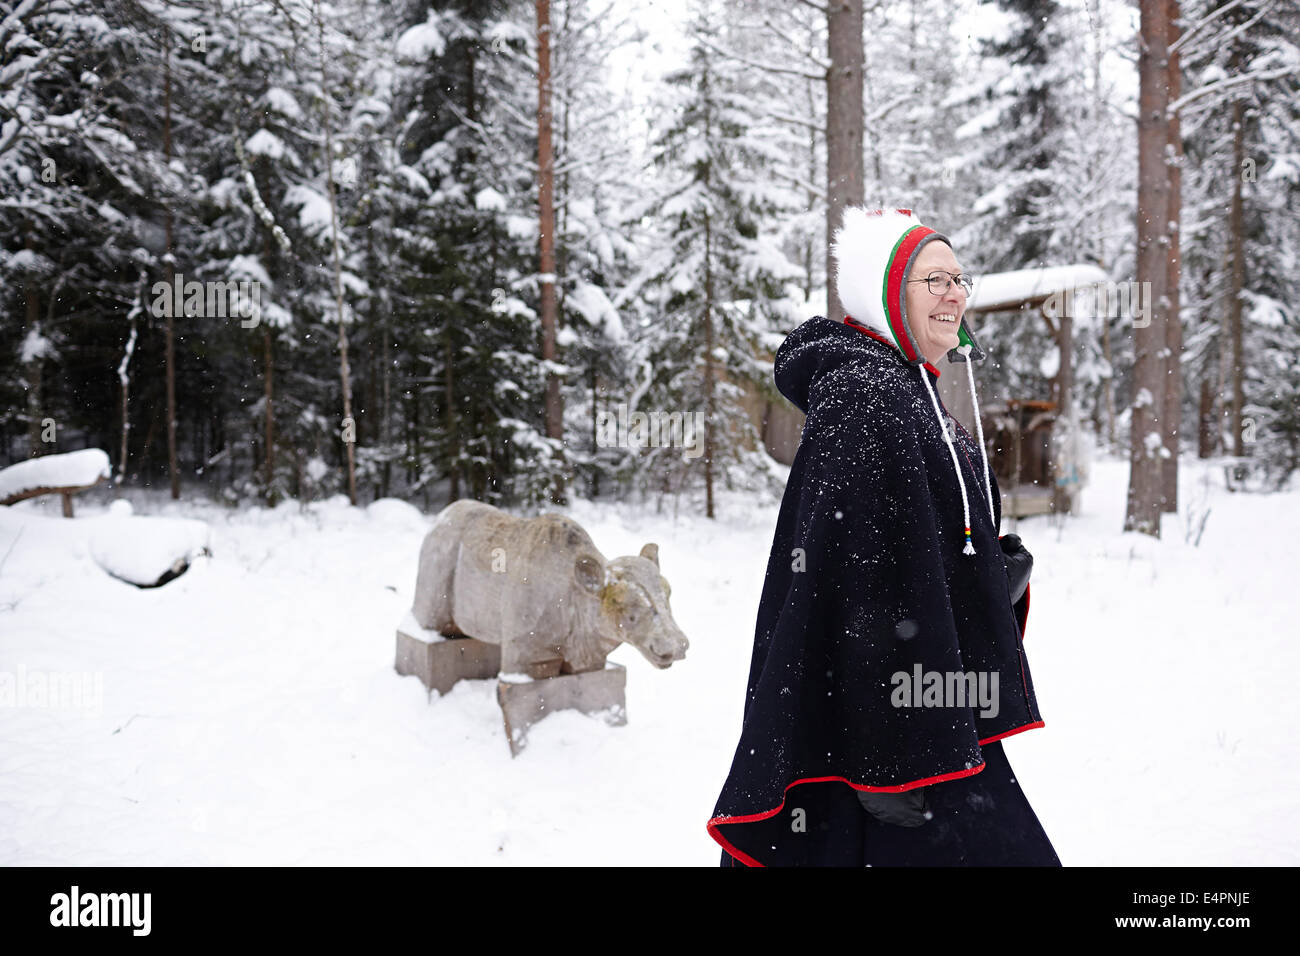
[966,264,1110,313]
[0,449,110,500]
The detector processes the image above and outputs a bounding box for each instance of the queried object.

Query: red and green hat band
[882,225,945,365]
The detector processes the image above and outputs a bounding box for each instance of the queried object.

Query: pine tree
[634,0,802,517]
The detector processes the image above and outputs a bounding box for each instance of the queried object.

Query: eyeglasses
[907,271,973,296]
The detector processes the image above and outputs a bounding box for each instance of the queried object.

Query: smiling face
[903,240,967,367]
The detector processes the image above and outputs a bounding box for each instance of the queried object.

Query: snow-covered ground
[1,455,1296,865]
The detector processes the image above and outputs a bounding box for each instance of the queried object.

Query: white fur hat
[832,207,983,366]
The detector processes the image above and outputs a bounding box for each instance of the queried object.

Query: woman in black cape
[707,208,1061,867]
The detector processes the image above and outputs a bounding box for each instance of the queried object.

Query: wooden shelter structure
[937,264,1107,521]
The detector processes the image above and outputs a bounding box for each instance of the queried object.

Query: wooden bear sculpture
[412,499,688,679]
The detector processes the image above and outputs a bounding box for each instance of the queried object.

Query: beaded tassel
[920,366,977,557]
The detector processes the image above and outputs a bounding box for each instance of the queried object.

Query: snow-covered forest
[5,0,1297,509]
[3,0,1300,868]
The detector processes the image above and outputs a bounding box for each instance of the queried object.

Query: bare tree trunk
[163,37,180,498]
[1052,299,1073,515]
[1102,303,1115,450]
[805,72,817,302]
[536,0,564,503]
[315,3,357,505]
[704,210,716,520]
[444,332,458,501]
[1126,0,1170,537]
[260,234,275,499]
[23,227,42,456]
[1227,96,1246,458]
[1197,374,1214,458]
[589,366,599,498]
[380,317,391,499]
[826,0,863,323]
[263,326,275,497]
[1161,0,1183,511]
[117,272,145,482]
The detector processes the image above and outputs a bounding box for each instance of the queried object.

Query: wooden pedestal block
[395,612,501,696]
[496,663,627,757]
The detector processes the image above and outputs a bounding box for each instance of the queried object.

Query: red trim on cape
[842,315,942,378]
[708,718,1046,867]
[977,721,1045,746]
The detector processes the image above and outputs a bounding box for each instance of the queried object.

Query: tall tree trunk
[263,326,275,498]
[163,36,180,498]
[589,366,600,498]
[703,210,716,520]
[1227,95,1246,458]
[536,0,564,503]
[262,234,275,500]
[444,332,458,501]
[316,4,357,505]
[1102,303,1115,450]
[1052,299,1074,515]
[1161,0,1183,511]
[117,272,145,482]
[23,228,42,456]
[1216,258,1229,452]
[1197,374,1214,458]
[1126,0,1170,537]
[800,72,811,300]
[825,0,864,323]
[380,316,391,499]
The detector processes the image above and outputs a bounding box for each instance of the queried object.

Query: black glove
[857,787,930,827]
[999,533,1033,605]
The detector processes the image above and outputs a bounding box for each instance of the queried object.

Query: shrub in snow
[89,515,212,588]
[366,498,424,527]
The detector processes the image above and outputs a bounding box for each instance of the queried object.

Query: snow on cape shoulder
[968,264,1109,312]
[0,449,110,500]
[89,508,211,587]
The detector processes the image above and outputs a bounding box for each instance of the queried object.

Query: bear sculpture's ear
[639,543,659,568]
[575,554,605,593]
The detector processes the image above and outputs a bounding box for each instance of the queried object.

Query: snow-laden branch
[1170,65,1294,115]
[764,166,826,202]
[761,109,824,133]
[693,33,827,82]
[759,16,829,71]
[1169,0,1268,56]
[867,92,914,124]
[117,272,145,386]
[233,127,292,253]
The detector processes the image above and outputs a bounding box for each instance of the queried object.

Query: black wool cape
[707,316,1043,867]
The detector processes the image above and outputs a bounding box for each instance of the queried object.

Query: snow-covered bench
[0,449,111,517]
